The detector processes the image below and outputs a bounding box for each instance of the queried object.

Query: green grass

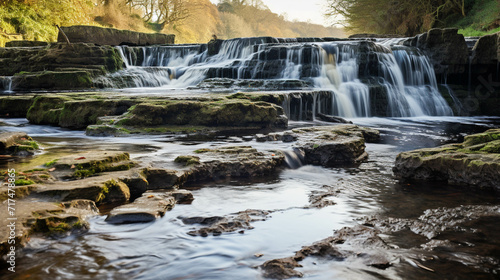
[458,26,500,37]
[453,0,500,36]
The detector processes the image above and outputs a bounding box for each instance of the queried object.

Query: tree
[127,0,190,29]
[325,0,468,36]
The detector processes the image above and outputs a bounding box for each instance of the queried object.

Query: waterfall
[0,76,13,93]
[442,84,467,116]
[283,148,305,169]
[96,37,453,118]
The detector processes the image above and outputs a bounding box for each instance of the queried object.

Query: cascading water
[97,37,453,118]
[0,76,13,93]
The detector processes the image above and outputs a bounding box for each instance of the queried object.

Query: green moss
[47,221,72,233]
[24,168,47,172]
[480,140,500,153]
[26,96,68,125]
[227,93,251,100]
[463,131,500,147]
[174,155,201,166]
[45,159,59,167]
[73,159,134,179]
[194,148,213,153]
[96,182,111,204]
[14,179,34,185]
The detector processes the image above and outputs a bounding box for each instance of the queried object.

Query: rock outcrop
[0,43,123,90]
[58,25,175,46]
[404,28,468,78]
[393,128,500,189]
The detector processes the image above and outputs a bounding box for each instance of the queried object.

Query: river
[1,116,499,279]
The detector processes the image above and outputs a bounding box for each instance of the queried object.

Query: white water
[97,37,453,118]
[0,76,13,93]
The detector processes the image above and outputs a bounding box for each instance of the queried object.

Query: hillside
[0,0,344,47]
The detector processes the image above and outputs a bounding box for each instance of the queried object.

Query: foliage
[325,0,500,36]
[1,0,345,46]
[0,0,94,46]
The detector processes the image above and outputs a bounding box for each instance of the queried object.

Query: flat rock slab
[0,132,28,151]
[35,174,131,204]
[0,199,98,256]
[393,128,500,189]
[59,25,175,46]
[178,146,285,183]
[49,151,133,179]
[105,192,177,224]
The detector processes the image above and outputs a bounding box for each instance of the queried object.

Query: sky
[210,0,332,27]
[262,0,330,26]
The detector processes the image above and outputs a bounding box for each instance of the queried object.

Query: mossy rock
[174,155,201,166]
[119,99,286,128]
[26,95,69,125]
[0,96,34,118]
[394,129,500,189]
[51,151,133,179]
[480,140,500,153]
[0,131,40,155]
[463,129,500,147]
[13,71,92,90]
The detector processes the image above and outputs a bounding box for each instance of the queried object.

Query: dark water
[1,116,499,280]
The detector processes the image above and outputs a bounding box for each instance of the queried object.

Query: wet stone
[105,192,176,224]
[184,209,269,237]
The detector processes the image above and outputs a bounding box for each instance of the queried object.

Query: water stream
[1,116,499,279]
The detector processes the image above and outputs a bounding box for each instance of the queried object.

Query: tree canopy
[325,0,475,36]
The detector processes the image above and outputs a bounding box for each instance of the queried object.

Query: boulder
[140,168,180,190]
[0,132,39,155]
[207,39,223,56]
[471,32,500,65]
[179,146,285,183]
[0,132,29,151]
[58,25,175,46]
[292,125,380,167]
[393,128,500,189]
[105,192,176,224]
